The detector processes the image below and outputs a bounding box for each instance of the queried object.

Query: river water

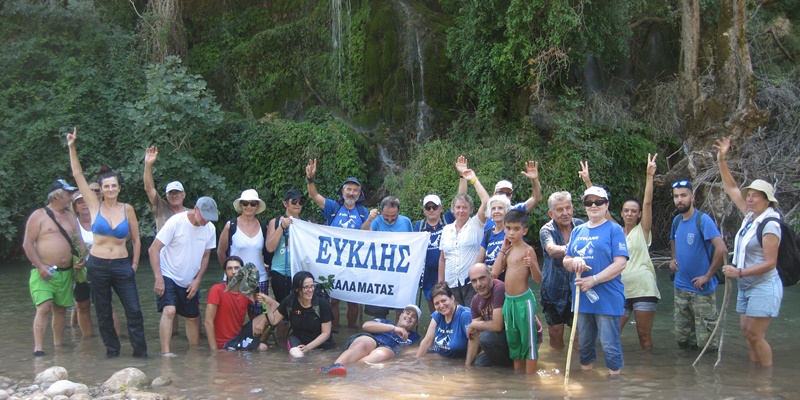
[1,260,798,399]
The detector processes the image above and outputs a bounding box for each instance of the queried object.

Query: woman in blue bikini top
[67,128,141,270]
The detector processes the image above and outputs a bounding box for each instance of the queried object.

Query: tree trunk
[676,0,769,180]
[144,0,187,62]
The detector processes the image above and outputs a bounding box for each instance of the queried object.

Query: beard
[344,198,356,206]
[675,203,691,214]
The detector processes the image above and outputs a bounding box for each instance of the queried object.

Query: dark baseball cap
[49,178,77,194]
[284,189,304,201]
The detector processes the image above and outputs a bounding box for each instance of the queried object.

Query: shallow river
[1,260,798,399]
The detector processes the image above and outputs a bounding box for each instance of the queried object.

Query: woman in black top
[263,271,335,353]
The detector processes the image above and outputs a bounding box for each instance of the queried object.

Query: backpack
[756,217,800,287]
[671,210,725,283]
[283,285,330,319]
[326,202,369,227]
[226,217,274,265]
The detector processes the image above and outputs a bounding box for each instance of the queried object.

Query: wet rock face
[34,367,68,385]
[101,368,149,392]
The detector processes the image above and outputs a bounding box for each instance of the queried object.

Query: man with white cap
[413,194,455,313]
[143,146,189,232]
[149,196,218,356]
[317,304,422,375]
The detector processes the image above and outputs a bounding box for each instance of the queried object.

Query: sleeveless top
[77,219,93,248]
[91,204,129,239]
[229,225,266,282]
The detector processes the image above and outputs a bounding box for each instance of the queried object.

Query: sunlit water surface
[1,261,798,399]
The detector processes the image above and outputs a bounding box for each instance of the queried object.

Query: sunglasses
[240,200,260,207]
[424,204,439,211]
[91,188,101,193]
[495,191,513,197]
[672,180,691,188]
[289,198,304,205]
[583,199,608,207]
[739,221,754,237]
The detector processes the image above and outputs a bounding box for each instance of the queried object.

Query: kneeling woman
[416,282,472,358]
[263,271,335,353]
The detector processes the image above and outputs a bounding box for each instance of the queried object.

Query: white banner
[289,218,429,309]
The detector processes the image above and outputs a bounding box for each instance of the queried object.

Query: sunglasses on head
[424,204,439,211]
[672,180,691,188]
[583,199,608,207]
[91,188,101,193]
[289,198,303,205]
[240,200,260,207]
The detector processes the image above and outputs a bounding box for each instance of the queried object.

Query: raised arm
[578,160,593,188]
[714,137,746,214]
[305,159,327,210]
[66,128,100,215]
[461,168,490,224]
[520,161,542,212]
[143,146,160,207]
[640,153,657,238]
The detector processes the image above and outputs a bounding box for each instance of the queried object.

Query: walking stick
[692,275,731,367]
[564,266,591,389]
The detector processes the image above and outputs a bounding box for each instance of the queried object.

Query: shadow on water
[1,260,798,399]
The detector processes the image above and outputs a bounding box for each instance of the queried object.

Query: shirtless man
[23,179,86,356]
[493,210,542,374]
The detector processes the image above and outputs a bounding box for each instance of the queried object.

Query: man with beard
[670,180,727,351]
[306,158,369,329]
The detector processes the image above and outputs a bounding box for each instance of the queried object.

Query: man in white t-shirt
[149,197,218,356]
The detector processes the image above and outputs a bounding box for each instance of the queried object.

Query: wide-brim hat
[225,263,259,297]
[742,179,778,204]
[233,189,266,214]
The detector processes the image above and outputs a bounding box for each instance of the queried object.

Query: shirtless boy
[493,210,542,374]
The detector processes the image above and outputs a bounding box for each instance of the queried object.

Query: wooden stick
[564,267,590,389]
[692,277,731,367]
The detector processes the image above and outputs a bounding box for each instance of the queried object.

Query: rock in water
[43,380,89,397]
[124,390,170,400]
[151,376,172,388]
[34,366,68,384]
[102,368,149,391]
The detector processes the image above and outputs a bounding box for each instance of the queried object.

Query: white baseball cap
[582,186,609,200]
[165,181,184,194]
[494,180,513,192]
[422,194,442,206]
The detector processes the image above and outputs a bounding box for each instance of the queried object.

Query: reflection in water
[1,261,798,399]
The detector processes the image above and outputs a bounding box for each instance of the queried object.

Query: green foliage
[126,56,223,152]
[0,2,144,257]
[240,117,370,223]
[447,0,634,117]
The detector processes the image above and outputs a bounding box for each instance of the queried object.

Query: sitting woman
[716,136,783,367]
[263,271,335,354]
[416,282,472,358]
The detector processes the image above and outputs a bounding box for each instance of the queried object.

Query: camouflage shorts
[673,288,719,350]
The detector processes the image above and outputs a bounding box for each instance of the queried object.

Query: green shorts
[502,289,538,361]
[29,268,74,308]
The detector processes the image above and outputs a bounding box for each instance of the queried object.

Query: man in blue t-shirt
[317,304,422,375]
[361,196,413,319]
[306,158,368,329]
[413,194,455,314]
[669,180,728,350]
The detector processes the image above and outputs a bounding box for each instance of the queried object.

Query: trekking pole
[564,266,591,389]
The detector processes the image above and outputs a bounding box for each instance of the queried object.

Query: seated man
[318,304,422,375]
[465,263,512,367]
[205,256,255,350]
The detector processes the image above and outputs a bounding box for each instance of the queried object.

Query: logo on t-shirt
[576,242,595,258]
[687,233,696,245]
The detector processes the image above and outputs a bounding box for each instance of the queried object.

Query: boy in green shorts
[493,210,542,374]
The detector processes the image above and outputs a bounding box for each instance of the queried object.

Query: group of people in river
[24,129,785,377]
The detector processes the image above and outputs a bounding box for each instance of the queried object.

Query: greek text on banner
[289,218,429,309]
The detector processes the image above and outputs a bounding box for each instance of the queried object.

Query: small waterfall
[396,0,431,142]
[331,0,352,105]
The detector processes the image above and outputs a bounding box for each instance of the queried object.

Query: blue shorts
[157,276,200,318]
[736,275,782,318]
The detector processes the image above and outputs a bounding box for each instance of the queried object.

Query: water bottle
[46,266,57,281]
[586,288,600,303]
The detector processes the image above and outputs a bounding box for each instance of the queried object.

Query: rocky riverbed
[0,367,180,400]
